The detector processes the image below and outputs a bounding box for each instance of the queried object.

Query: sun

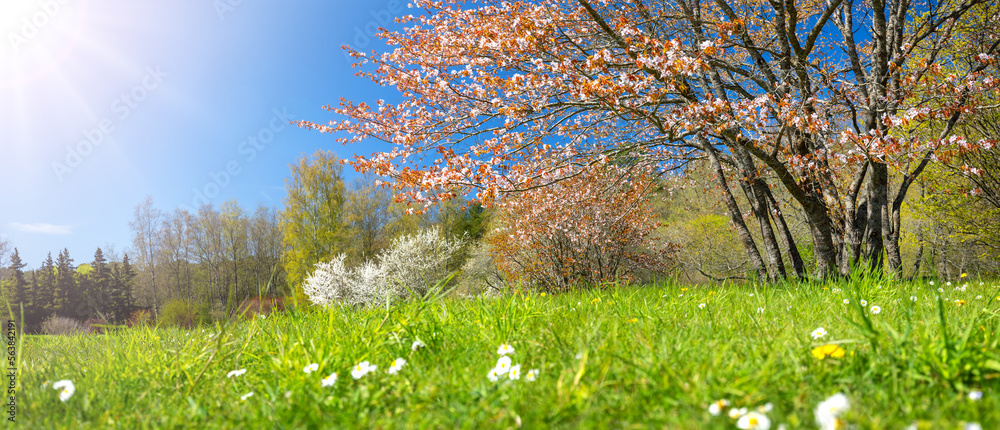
[0,1,87,89]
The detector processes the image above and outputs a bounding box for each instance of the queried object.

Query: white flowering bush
[302,228,463,306]
[302,255,385,307]
[379,227,464,300]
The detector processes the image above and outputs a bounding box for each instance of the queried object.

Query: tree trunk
[733,146,786,281]
[702,141,769,282]
[763,188,805,279]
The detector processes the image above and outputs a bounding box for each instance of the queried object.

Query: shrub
[127,309,153,327]
[303,255,384,307]
[302,228,464,306]
[379,227,465,299]
[159,299,210,328]
[41,316,84,336]
[83,318,109,334]
[489,163,676,292]
[456,242,506,296]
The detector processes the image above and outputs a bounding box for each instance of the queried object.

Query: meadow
[20,277,1000,429]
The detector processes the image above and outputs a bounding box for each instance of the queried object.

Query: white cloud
[9,222,72,235]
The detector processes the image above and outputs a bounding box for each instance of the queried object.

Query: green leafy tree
[280,150,350,297]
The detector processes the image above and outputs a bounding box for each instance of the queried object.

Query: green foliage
[21,279,1000,428]
[159,299,211,328]
[280,150,350,294]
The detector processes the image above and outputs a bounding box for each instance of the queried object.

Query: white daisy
[910,296,917,302]
[525,368,539,382]
[815,393,849,430]
[495,356,513,374]
[708,399,730,416]
[53,380,75,402]
[411,339,426,351]
[811,327,827,340]
[508,364,522,380]
[321,372,337,387]
[303,363,319,374]
[388,358,407,375]
[736,411,771,430]
[870,305,882,314]
[843,299,850,304]
[351,361,377,379]
[728,407,747,419]
[860,299,868,306]
[497,343,515,355]
[227,368,247,378]
[969,390,983,401]
[699,303,706,309]
[487,367,502,382]
[240,391,254,401]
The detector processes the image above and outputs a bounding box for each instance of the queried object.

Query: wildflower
[227,368,247,378]
[525,368,539,381]
[930,281,935,286]
[351,361,377,379]
[976,295,983,300]
[870,305,882,314]
[495,356,513,374]
[860,299,868,307]
[628,317,639,323]
[699,303,706,309]
[388,358,407,375]
[497,343,515,355]
[961,273,968,278]
[736,411,771,430]
[728,407,748,419]
[938,288,944,293]
[969,390,983,401]
[240,391,254,401]
[259,314,266,319]
[960,284,967,291]
[540,292,546,297]
[965,423,982,430]
[53,380,75,402]
[812,344,846,360]
[303,363,319,374]
[508,364,522,380]
[955,299,967,306]
[487,367,502,382]
[843,299,850,305]
[757,307,764,314]
[411,339,426,351]
[681,288,688,292]
[708,399,730,416]
[758,403,773,413]
[811,327,827,340]
[321,373,337,387]
[815,393,849,430]
[911,296,917,302]
[590,298,600,305]
[947,281,952,286]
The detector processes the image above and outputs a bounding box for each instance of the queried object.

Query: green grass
[19,278,1000,429]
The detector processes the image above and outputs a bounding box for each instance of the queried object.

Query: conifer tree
[54,249,76,319]
[7,249,28,318]
[36,252,56,322]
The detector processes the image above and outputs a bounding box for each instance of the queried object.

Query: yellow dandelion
[811,344,846,360]
[628,318,638,323]
[591,298,601,305]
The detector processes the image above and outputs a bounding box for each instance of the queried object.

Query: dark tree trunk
[702,141,769,282]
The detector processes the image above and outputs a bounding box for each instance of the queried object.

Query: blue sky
[0,1,407,268]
